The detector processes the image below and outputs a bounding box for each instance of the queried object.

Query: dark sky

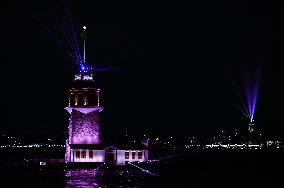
[1,1,283,136]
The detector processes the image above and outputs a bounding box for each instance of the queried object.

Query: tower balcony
[68,88,102,107]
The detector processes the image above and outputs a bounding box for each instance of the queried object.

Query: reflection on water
[65,169,101,187]
[64,166,154,187]
[2,151,283,187]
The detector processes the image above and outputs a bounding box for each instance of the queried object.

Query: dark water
[1,150,283,187]
[1,163,163,187]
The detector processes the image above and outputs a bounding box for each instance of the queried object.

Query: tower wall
[65,86,103,162]
[70,109,100,144]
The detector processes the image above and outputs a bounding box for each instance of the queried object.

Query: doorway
[106,151,116,163]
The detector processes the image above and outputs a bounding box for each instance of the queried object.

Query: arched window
[89,150,93,159]
[81,150,86,158]
[75,150,80,159]
[132,151,136,159]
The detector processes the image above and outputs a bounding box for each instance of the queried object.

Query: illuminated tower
[65,25,104,162]
[65,71,103,162]
[248,119,255,133]
[64,26,149,164]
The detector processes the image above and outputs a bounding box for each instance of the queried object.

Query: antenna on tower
[82,26,87,63]
[75,25,94,81]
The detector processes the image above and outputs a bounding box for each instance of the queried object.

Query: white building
[69,145,148,165]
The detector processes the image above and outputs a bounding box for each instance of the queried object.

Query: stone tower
[65,72,103,162]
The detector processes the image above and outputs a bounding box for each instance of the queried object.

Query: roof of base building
[69,143,148,150]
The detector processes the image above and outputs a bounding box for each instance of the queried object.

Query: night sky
[1,1,283,136]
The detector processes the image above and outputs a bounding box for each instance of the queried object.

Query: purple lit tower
[64,26,148,164]
[64,71,104,162]
[64,71,149,164]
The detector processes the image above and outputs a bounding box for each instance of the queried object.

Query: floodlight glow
[245,72,260,122]
[128,162,159,176]
[83,26,86,30]
[245,74,260,123]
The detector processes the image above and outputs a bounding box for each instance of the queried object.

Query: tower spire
[75,25,94,81]
[82,26,87,63]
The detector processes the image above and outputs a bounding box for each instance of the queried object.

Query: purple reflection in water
[64,167,151,187]
[64,169,100,188]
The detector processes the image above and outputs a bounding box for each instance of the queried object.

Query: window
[132,151,136,159]
[75,150,80,159]
[74,95,78,105]
[89,150,93,159]
[81,150,86,158]
[78,94,84,106]
[125,151,129,159]
[138,151,143,159]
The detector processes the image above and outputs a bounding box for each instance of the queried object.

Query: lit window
[138,151,143,159]
[89,150,93,159]
[75,150,80,159]
[81,151,86,158]
[75,95,78,106]
[83,95,88,105]
[132,151,136,159]
[125,151,129,159]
